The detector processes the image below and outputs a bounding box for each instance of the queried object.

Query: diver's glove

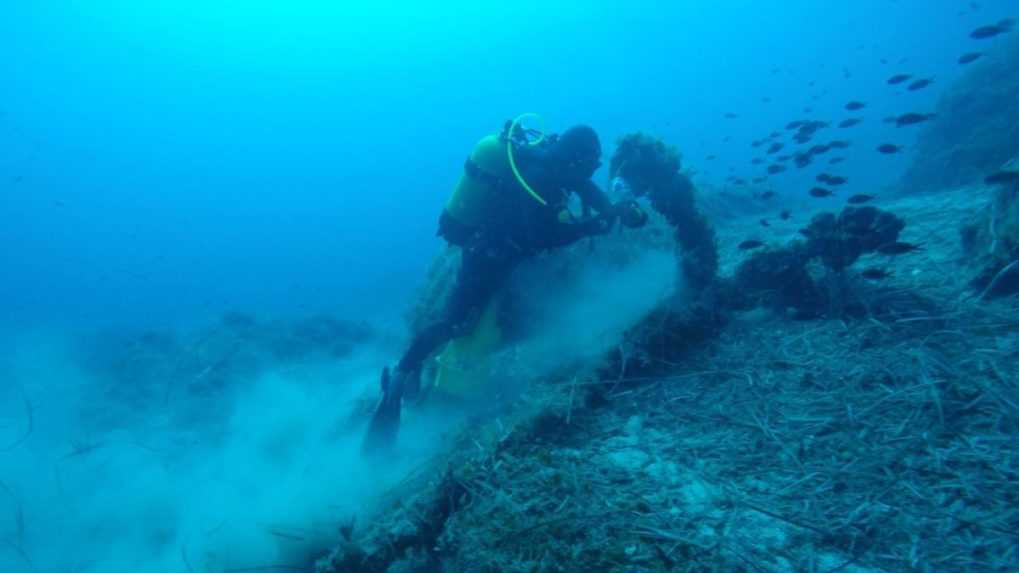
[579,211,615,236]
[616,200,648,229]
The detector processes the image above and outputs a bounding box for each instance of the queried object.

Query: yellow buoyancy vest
[444,134,516,228]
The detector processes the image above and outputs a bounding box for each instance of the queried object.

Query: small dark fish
[970,19,1013,39]
[838,118,862,128]
[828,140,851,150]
[751,158,764,165]
[896,112,935,127]
[706,155,717,160]
[958,52,983,64]
[767,164,788,175]
[786,120,804,130]
[758,191,776,200]
[759,219,770,227]
[887,73,912,85]
[817,173,848,185]
[752,176,767,184]
[776,154,792,162]
[829,156,846,165]
[793,133,812,144]
[985,171,1019,185]
[739,240,765,250]
[780,209,791,220]
[810,187,835,198]
[751,140,763,148]
[877,143,902,154]
[799,120,828,135]
[807,144,832,156]
[724,112,739,119]
[768,131,781,139]
[762,96,772,103]
[861,267,893,280]
[848,194,876,204]
[845,101,866,111]
[794,153,813,168]
[877,241,923,255]
[766,142,784,154]
[907,78,933,91]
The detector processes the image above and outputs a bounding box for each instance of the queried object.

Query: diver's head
[552,124,602,182]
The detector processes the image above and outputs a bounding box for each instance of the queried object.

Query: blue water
[1,2,1016,571]
[2,0,1010,330]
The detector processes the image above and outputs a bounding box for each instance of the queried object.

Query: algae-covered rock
[609,132,719,293]
[800,206,906,271]
[727,206,906,317]
[962,155,1019,298]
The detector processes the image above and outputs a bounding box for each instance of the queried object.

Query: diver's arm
[577,180,648,229]
[541,209,614,248]
[575,180,615,215]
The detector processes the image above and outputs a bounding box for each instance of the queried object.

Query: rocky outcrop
[961,155,1019,298]
[899,35,1019,193]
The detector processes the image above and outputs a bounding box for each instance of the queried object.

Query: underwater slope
[318,182,1019,572]
[899,34,1019,193]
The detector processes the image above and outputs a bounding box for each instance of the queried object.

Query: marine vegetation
[608,132,719,295]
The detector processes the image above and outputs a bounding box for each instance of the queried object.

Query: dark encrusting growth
[609,133,719,296]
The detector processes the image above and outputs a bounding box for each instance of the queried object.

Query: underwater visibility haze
[1,1,1019,572]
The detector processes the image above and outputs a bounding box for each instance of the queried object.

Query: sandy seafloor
[317,184,1019,573]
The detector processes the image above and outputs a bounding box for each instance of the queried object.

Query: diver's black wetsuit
[395,140,615,378]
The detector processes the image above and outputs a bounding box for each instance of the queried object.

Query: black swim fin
[361,367,403,456]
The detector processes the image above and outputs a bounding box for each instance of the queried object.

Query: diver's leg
[398,322,454,370]
[397,245,519,388]
[363,246,517,455]
[443,244,520,336]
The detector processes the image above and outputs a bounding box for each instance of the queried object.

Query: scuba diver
[362,118,647,454]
